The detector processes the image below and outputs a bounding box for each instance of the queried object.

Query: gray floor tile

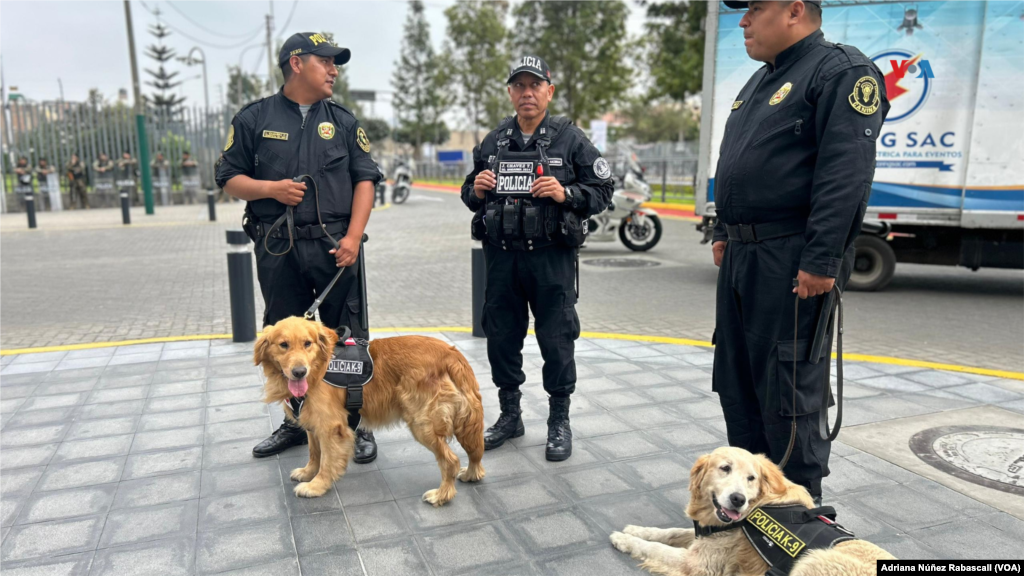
[1,551,94,575]
[137,408,205,432]
[84,387,149,406]
[149,380,206,398]
[4,406,77,428]
[346,501,410,543]
[144,394,207,414]
[77,400,146,420]
[98,500,199,549]
[112,471,201,509]
[356,537,431,576]
[375,438,457,470]
[37,457,125,491]
[204,418,270,445]
[538,544,644,576]
[200,460,282,497]
[206,375,258,392]
[202,437,267,469]
[506,507,607,558]
[0,466,45,497]
[282,480,345,516]
[397,486,495,532]
[0,444,59,470]
[615,453,692,490]
[17,484,116,524]
[130,426,204,453]
[297,549,364,576]
[469,448,539,481]
[335,469,394,507]
[910,518,1023,559]
[844,480,996,532]
[1,423,70,447]
[213,557,299,576]
[290,510,355,555]
[122,446,203,480]
[382,463,453,500]
[90,536,195,576]
[206,402,268,424]
[554,464,640,501]
[199,486,288,531]
[476,475,571,517]
[417,521,524,575]
[19,393,87,413]
[65,416,139,441]
[821,456,899,497]
[51,435,134,463]
[579,491,686,533]
[946,382,1023,403]
[520,441,606,472]
[586,431,669,461]
[207,387,263,408]
[1,515,105,562]
[195,519,294,575]
[589,390,654,410]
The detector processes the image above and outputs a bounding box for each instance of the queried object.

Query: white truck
[695,0,1023,290]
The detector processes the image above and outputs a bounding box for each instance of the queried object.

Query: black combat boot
[484,389,524,450]
[546,396,572,461]
[252,419,308,458]
[354,429,378,464]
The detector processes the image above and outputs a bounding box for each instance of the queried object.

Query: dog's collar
[289,396,306,420]
[692,518,744,538]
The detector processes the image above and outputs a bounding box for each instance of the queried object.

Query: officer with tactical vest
[216,32,382,462]
[461,56,614,461]
[711,0,889,505]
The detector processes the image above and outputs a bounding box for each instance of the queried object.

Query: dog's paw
[457,466,485,483]
[421,488,454,507]
[290,467,316,483]
[294,482,328,498]
[623,525,647,538]
[610,532,636,554]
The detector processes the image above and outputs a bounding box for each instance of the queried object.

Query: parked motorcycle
[391,159,412,204]
[585,153,662,251]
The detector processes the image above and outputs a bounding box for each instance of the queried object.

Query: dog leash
[778,284,844,470]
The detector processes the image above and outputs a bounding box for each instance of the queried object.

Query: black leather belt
[256,219,348,240]
[725,219,805,243]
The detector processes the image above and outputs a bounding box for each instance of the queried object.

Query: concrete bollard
[472,246,486,338]
[24,192,37,229]
[207,190,217,222]
[120,192,131,225]
[226,229,257,342]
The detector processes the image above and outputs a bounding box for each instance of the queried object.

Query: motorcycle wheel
[392,184,410,204]
[619,214,662,251]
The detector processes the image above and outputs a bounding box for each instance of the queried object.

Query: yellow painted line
[5,326,1019,381]
[643,201,696,211]
[659,214,703,223]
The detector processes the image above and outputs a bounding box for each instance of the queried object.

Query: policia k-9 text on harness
[693,505,856,576]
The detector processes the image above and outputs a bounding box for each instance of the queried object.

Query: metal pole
[472,246,486,338]
[662,159,667,203]
[25,192,37,228]
[120,190,131,224]
[265,12,276,94]
[226,229,257,342]
[207,189,217,221]
[124,0,155,215]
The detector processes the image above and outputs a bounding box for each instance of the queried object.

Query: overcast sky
[0,0,649,127]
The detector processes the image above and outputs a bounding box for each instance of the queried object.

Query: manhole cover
[582,258,661,269]
[909,426,1024,496]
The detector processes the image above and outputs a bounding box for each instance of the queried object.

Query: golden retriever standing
[255,317,486,506]
[610,446,895,576]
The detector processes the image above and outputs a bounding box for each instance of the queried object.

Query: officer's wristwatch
[563,186,576,208]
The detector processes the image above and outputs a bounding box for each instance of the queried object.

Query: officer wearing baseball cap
[461,55,613,462]
[216,32,381,462]
[709,1,888,505]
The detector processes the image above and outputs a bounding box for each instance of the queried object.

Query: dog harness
[692,505,855,576]
[288,326,374,430]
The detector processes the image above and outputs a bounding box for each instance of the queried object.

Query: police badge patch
[594,157,611,179]
[769,82,792,106]
[849,76,880,115]
[318,122,335,140]
[223,125,234,151]
[356,127,371,152]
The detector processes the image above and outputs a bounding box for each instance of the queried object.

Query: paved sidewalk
[1,335,1022,575]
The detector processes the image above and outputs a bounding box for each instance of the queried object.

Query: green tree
[511,1,632,124]
[361,118,392,143]
[391,0,449,158]
[644,0,706,102]
[612,97,700,143]
[272,33,363,116]
[227,66,265,109]
[442,0,511,143]
[144,21,186,114]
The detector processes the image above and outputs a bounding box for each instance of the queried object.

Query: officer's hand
[531,177,565,203]
[330,234,360,268]
[793,270,836,299]
[474,170,496,198]
[268,179,306,206]
[712,241,726,267]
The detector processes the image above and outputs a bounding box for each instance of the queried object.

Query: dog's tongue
[288,377,308,398]
[722,507,741,521]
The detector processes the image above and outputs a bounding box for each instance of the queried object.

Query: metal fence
[1,101,231,212]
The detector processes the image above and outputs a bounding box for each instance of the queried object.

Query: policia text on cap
[710,1,889,503]
[461,56,614,462]
[216,33,382,463]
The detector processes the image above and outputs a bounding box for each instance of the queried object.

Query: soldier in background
[66,153,89,209]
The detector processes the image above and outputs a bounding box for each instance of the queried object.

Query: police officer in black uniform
[711,1,889,504]
[461,56,614,461]
[216,32,382,462]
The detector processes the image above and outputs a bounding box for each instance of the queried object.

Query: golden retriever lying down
[610,447,895,576]
[255,317,486,506]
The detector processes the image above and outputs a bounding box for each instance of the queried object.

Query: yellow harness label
[262,130,289,141]
[747,508,806,557]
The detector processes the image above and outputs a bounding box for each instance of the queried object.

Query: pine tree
[144,10,186,114]
[391,0,449,158]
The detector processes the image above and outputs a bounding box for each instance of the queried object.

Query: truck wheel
[848,234,896,292]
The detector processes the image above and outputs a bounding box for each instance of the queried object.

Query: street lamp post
[178,47,209,111]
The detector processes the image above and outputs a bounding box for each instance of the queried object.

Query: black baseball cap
[278,32,351,67]
[507,55,552,84]
[724,0,821,8]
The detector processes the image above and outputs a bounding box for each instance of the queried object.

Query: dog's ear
[689,453,712,498]
[253,327,272,366]
[317,322,339,357]
[757,454,789,499]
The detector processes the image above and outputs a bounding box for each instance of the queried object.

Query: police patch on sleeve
[594,157,611,180]
[849,76,880,115]
[356,127,371,153]
[223,125,234,152]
